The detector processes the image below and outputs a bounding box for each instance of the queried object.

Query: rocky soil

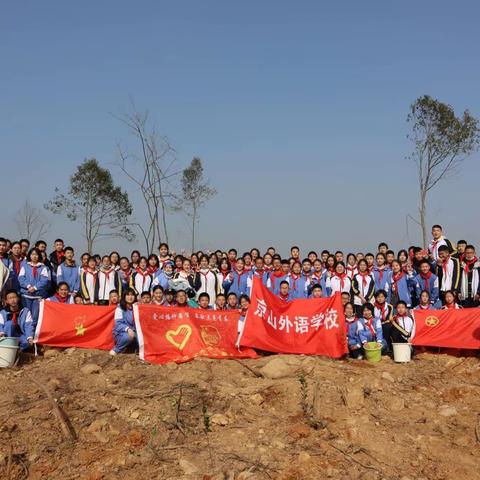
[1,349,480,479]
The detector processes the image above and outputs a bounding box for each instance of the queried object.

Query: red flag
[412,309,480,349]
[134,304,258,364]
[34,301,115,350]
[239,277,347,358]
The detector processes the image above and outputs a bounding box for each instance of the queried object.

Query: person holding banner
[414,290,434,310]
[345,302,363,359]
[110,288,137,356]
[47,282,74,304]
[442,290,462,309]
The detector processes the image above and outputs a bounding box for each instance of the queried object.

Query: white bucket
[392,343,412,363]
[0,344,19,368]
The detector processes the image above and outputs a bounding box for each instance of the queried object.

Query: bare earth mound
[1,350,479,480]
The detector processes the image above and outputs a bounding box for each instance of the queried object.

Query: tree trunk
[419,189,428,249]
[191,208,196,253]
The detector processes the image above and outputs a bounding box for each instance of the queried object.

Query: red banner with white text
[412,309,480,349]
[34,301,115,350]
[134,304,258,364]
[239,277,348,358]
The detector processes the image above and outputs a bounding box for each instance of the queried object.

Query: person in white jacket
[194,255,219,306]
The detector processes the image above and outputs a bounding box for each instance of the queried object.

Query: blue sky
[1,1,479,256]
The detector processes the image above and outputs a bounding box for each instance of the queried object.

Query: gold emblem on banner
[425,316,439,327]
[200,325,221,347]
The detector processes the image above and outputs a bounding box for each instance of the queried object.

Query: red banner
[34,301,115,350]
[239,277,347,358]
[134,304,258,364]
[412,309,480,349]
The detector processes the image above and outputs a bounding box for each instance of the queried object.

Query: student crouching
[110,288,137,356]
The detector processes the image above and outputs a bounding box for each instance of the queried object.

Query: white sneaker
[109,349,117,356]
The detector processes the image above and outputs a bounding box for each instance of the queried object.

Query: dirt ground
[1,348,479,480]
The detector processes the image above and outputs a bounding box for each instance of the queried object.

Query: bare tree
[407,95,479,247]
[114,104,178,254]
[15,199,50,241]
[174,157,217,252]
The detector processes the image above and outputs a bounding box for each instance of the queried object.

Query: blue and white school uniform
[112,306,137,353]
[287,274,309,299]
[0,307,34,350]
[414,272,440,308]
[372,266,392,292]
[18,262,50,327]
[57,263,80,294]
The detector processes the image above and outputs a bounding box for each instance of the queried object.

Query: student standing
[57,247,80,296]
[80,256,98,304]
[459,245,480,308]
[18,248,50,327]
[326,262,351,297]
[352,259,375,316]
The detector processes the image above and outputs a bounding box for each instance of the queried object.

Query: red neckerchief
[328,267,335,275]
[442,256,451,276]
[420,270,432,290]
[334,273,347,290]
[136,268,150,289]
[347,265,357,276]
[199,269,212,287]
[358,271,370,288]
[147,266,158,275]
[56,251,65,263]
[240,307,248,316]
[444,303,456,309]
[464,257,478,273]
[311,272,322,283]
[244,265,252,271]
[235,270,247,287]
[270,270,285,290]
[11,311,19,326]
[279,293,289,301]
[102,268,114,281]
[55,293,68,303]
[392,271,404,292]
[374,302,387,321]
[364,317,376,338]
[14,259,22,275]
[376,266,386,283]
[254,269,265,278]
[290,273,300,291]
[345,315,357,323]
[264,265,273,272]
[87,269,97,285]
[431,239,439,256]
[29,262,39,278]
[220,269,230,281]
[121,267,132,283]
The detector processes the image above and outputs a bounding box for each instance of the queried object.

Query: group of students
[0,224,478,357]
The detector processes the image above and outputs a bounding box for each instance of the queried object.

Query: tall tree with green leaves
[175,157,216,252]
[46,158,134,253]
[407,95,479,247]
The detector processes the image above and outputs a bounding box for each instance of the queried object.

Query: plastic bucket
[392,343,412,363]
[0,342,19,368]
[0,337,20,347]
[364,342,382,363]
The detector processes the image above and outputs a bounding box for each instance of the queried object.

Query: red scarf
[56,251,65,263]
[279,293,289,301]
[102,268,114,281]
[11,311,19,326]
[392,271,404,293]
[136,268,150,289]
[374,302,387,321]
[32,265,38,278]
[364,317,376,338]
[431,239,440,256]
[290,273,300,291]
[55,293,68,303]
[270,270,285,290]
[199,269,212,288]
[376,267,386,283]
[419,270,432,290]
[444,302,456,309]
[14,259,22,275]
[334,273,347,290]
[464,257,477,274]
[235,270,247,288]
[346,265,357,277]
[147,266,158,275]
[358,271,370,288]
[442,256,451,276]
